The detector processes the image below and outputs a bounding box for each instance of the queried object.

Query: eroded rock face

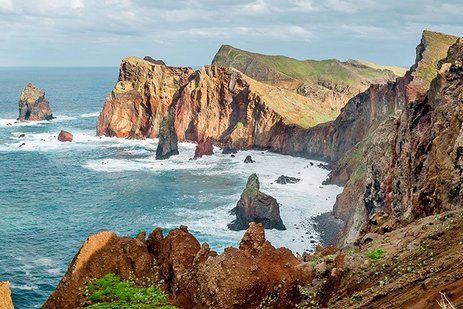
[43,231,158,309]
[228,174,286,230]
[0,282,14,309]
[18,83,53,122]
[193,137,214,159]
[57,130,73,142]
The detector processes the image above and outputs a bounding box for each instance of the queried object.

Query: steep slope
[97,58,337,152]
[322,31,462,246]
[212,44,402,112]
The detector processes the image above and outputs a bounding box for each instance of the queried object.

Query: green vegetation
[367,249,384,263]
[84,273,176,309]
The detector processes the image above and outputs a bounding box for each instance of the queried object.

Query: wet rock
[18,83,53,122]
[193,137,214,159]
[222,145,238,154]
[276,175,300,184]
[18,133,25,138]
[228,174,286,230]
[244,155,255,163]
[19,143,25,147]
[57,130,73,142]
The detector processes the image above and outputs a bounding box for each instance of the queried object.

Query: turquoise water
[0,68,342,308]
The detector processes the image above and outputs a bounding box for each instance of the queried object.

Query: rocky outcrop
[212,44,402,114]
[156,106,179,160]
[43,231,158,309]
[193,137,214,159]
[0,282,14,309]
[228,174,286,230]
[96,56,355,155]
[326,31,462,246]
[143,56,166,65]
[46,224,312,309]
[275,175,300,184]
[57,130,73,142]
[18,83,53,122]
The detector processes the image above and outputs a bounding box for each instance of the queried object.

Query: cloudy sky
[0,0,462,67]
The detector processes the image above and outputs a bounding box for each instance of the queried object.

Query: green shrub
[85,273,176,309]
[366,249,384,262]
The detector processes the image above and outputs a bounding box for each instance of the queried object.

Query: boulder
[18,83,53,121]
[156,107,179,160]
[244,155,255,163]
[222,145,238,154]
[193,137,214,159]
[0,282,14,309]
[18,133,25,138]
[276,175,300,184]
[228,174,286,230]
[57,130,73,142]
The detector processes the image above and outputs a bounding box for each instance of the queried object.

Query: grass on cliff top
[212,44,400,86]
[84,273,177,309]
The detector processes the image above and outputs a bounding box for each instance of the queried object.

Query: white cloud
[0,0,13,12]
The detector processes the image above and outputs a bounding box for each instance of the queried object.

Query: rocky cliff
[212,45,403,114]
[0,282,14,309]
[322,31,462,245]
[96,57,340,154]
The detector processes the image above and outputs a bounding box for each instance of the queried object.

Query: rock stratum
[18,83,53,122]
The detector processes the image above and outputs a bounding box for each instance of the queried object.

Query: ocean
[0,67,343,308]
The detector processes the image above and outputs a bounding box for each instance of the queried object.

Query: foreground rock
[156,106,179,160]
[18,83,53,121]
[0,282,14,309]
[193,137,214,159]
[275,175,300,184]
[45,224,312,309]
[57,130,73,142]
[43,231,158,309]
[228,174,286,230]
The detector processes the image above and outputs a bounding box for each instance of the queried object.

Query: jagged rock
[228,174,286,230]
[193,137,214,159]
[222,145,238,154]
[18,83,53,121]
[43,231,157,309]
[0,282,14,309]
[244,155,255,163]
[57,130,73,142]
[276,175,300,184]
[156,106,179,160]
[143,56,166,65]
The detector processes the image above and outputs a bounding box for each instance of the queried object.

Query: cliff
[324,31,462,245]
[0,282,14,309]
[96,57,339,153]
[212,45,403,114]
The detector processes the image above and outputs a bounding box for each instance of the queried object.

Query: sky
[0,0,462,67]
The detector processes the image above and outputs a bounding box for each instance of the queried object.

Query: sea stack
[193,137,214,159]
[228,174,286,230]
[155,107,179,160]
[18,83,53,121]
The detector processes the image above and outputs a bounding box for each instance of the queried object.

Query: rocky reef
[18,83,53,122]
[228,174,286,231]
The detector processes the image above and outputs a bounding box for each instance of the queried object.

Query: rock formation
[0,282,14,309]
[228,174,286,230]
[212,44,403,113]
[156,106,179,160]
[244,155,255,163]
[45,224,312,309]
[57,130,73,142]
[275,175,300,184]
[96,56,362,155]
[143,56,166,65]
[193,137,214,159]
[18,83,53,121]
[43,231,158,309]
